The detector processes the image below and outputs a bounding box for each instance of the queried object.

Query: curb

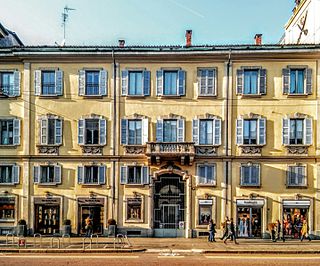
[0,248,146,253]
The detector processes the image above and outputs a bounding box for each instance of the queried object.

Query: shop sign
[237,199,264,207]
[127,198,142,205]
[78,197,104,205]
[282,200,310,207]
[199,199,213,205]
[0,197,15,204]
[179,221,185,229]
[34,197,60,205]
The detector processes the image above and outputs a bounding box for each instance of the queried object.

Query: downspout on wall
[112,49,116,219]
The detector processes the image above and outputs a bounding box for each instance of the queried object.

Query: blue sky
[1,0,294,46]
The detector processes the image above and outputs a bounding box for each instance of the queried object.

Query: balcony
[146,142,195,166]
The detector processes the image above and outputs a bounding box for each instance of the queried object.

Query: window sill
[285,93,309,97]
[0,219,15,223]
[38,95,61,99]
[123,183,148,187]
[286,185,308,189]
[0,183,16,186]
[124,95,147,99]
[197,95,217,99]
[158,95,183,99]
[80,184,104,187]
[238,94,263,98]
[239,185,261,188]
[81,95,104,99]
[0,145,18,149]
[196,183,216,187]
[284,144,310,147]
[124,219,144,224]
[0,96,19,99]
[238,144,264,147]
[36,183,59,187]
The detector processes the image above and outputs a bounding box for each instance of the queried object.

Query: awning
[282,200,310,208]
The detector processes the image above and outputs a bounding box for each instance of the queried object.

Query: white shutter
[282,118,290,145]
[142,118,149,144]
[305,68,312,95]
[156,119,163,142]
[78,119,85,145]
[40,118,48,145]
[236,69,244,94]
[99,166,106,184]
[304,118,312,145]
[121,119,128,145]
[55,70,63,96]
[192,119,199,145]
[79,70,86,96]
[214,118,221,145]
[77,166,84,184]
[121,70,128,96]
[120,166,128,184]
[258,118,266,145]
[99,70,107,96]
[99,119,107,145]
[142,166,149,184]
[236,119,243,145]
[34,70,42,95]
[55,119,62,145]
[156,70,163,96]
[282,68,290,94]
[177,119,185,142]
[33,166,40,184]
[13,165,20,184]
[54,165,62,184]
[13,119,20,145]
[13,71,21,97]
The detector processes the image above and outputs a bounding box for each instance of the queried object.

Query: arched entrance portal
[153,173,186,237]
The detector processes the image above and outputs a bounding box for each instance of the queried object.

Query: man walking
[224,218,238,244]
[220,216,229,241]
[208,219,216,242]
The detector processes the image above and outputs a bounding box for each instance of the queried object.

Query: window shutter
[13,71,21,97]
[282,68,290,94]
[197,69,203,96]
[121,70,128,96]
[99,119,107,145]
[40,118,48,145]
[54,165,62,184]
[177,119,185,142]
[207,69,215,95]
[34,70,42,96]
[55,70,63,96]
[282,118,290,145]
[156,70,163,96]
[55,119,62,145]
[77,166,84,184]
[99,166,106,184]
[178,70,186,96]
[258,118,266,145]
[99,70,107,96]
[156,119,163,142]
[142,118,149,144]
[143,70,151,96]
[33,166,40,184]
[305,68,312,94]
[121,119,128,145]
[142,166,149,185]
[214,118,221,145]
[304,118,312,145]
[240,166,244,185]
[192,119,199,145]
[236,119,243,145]
[78,119,85,145]
[259,69,267,95]
[120,166,127,184]
[13,165,20,184]
[13,119,20,145]
[79,70,86,96]
[256,165,261,186]
[236,69,244,94]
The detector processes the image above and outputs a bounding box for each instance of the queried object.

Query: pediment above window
[195,113,220,120]
[124,113,148,119]
[239,113,263,119]
[285,112,310,119]
[159,113,185,120]
[80,113,106,120]
[38,113,63,120]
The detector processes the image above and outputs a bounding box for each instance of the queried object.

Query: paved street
[1,253,320,266]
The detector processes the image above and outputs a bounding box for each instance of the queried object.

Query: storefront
[282,199,310,239]
[236,199,264,238]
[198,199,214,225]
[77,197,105,235]
[0,196,16,235]
[34,197,61,235]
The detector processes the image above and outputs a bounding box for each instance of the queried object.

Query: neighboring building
[281,0,320,44]
[0,23,23,47]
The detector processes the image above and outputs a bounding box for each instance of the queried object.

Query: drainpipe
[112,49,116,219]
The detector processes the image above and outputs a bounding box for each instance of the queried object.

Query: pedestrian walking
[300,220,311,242]
[268,222,277,242]
[220,216,229,240]
[208,219,216,242]
[276,220,281,241]
[224,218,238,244]
[85,214,93,237]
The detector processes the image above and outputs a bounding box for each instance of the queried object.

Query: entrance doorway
[237,207,262,238]
[34,205,60,235]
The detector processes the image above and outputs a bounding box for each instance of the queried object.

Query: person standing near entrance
[300,220,311,242]
[85,215,93,237]
[224,218,238,244]
[208,219,216,242]
[220,217,229,241]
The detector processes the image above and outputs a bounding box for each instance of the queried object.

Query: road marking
[158,256,185,258]
[205,256,320,260]
[0,255,139,259]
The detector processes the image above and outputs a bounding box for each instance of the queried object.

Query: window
[0,165,19,185]
[282,118,312,145]
[287,165,306,187]
[121,119,148,145]
[120,166,149,185]
[198,68,216,96]
[199,120,213,145]
[78,118,106,146]
[236,118,266,145]
[121,70,150,96]
[237,68,266,95]
[34,70,63,96]
[197,164,216,185]
[156,69,186,96]
[0,197,15,221]
[193,118,221,145]
[126,198,142,222]
[79,69,107,96]
[156,118,185,142]
[199,199,213,225]
[283,67,312,95]
[0,119,20,146]
[0,71,20,97]
[39,118,62,145]
[240,164,260,186]
[77,165,106,185]
[33,165,61,185]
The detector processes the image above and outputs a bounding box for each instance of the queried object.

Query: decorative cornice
[159,113,185,120]
[37,145,59,155]
[124,113,148,119]
[81,145,103,155]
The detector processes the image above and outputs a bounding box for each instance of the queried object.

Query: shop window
[126,198,143,222]
[0,71,20,97]
[287,165,307,187]
[283,67,312,95]
[78,69,107,96]
[237,68,267,95]
[156,69,186,96]
[120,166,149,185]
[192,118,221,145]
[121,119,149,145]
[34,204,60,235]
[0,119,20,146]
[283,204,309,239]
[39,118,62,145]
[0,197,15,222]
[33,165,61,185]
[156,119,185,142]
[236,118,266,145]
[34,69,63,96]
[121,70,150,96]
[0,165,19,185]
[77,165,106,185]
[197,164,216,185]
[240,164,260,186]
[237,207,262,238]
[198,68,217,96]
[198,199,213,225]
[78,118,106,146]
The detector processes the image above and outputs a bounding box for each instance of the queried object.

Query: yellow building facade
[0,44,320,238]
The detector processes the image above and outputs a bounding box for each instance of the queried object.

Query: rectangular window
[84,166,99,184]
[85,71,100,95]
[289,119,303,145]
[0,120,13,145]
[199,200,213,225]
[243,119,257,145]
[163,71,178,95]
[198,69,215,96]
[243,70,258,94]
[126,198,142,221]
[128,71,143,95]
[0,197,15,221]
[0,72,14,95]
[85,119,99,145]
[163,120,177,142]
[199,120,213,145]
[41,71,56,95]
[40,166,55,184]
[127,166,142,184]
[288,166,306,186]
[0,166,13,184]
[241,164,260,186]
[290,69,304,94]
[128,120,142,145]
[197,165,215,185]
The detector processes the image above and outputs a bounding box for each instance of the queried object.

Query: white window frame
[196,164,216,186]
[39,117,62,145]
[282,117,312,146]
[121,118,149,145]
[0,164,19,185]
[78,69,107,97]
[0,71,20,97]
[120,165,150,185]
[0,118,20,146]
[34,69,63,96]
[78,117,107,146]
[236,117,266,146]
[33,164,61,185]
[197,68,217,96]
[240,163,260,187]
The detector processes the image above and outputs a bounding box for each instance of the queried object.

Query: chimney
[185,30,192,47]
[118,39,125,48]
[254,34,262,45]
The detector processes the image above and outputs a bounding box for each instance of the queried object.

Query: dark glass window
[41,71,55,95]
[85,71,99,95]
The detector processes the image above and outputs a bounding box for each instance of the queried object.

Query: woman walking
[300,220,311,242]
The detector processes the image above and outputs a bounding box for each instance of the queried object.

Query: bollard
[6,233,14,247]
[61,234,71,248]
[33,233,42,248]
[90,234,99,247]
[82,237,92,250]
[51,237,60,249]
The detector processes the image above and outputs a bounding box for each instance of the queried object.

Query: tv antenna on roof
[61,5,76,45]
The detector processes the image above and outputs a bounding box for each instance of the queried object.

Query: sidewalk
[0,236,320,254]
